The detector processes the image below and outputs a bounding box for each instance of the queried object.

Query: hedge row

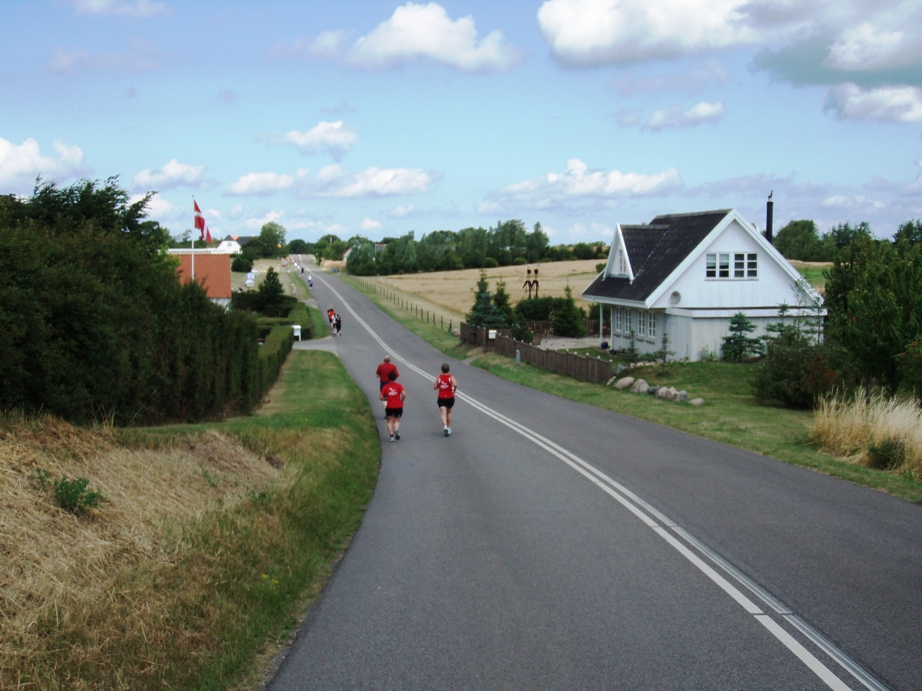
[0,180,293,425]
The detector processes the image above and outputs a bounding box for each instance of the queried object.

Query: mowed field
[355,260,604,323]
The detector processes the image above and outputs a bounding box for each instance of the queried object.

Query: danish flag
[193,199,212,243]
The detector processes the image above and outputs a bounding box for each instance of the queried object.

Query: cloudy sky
[2,0,921,244]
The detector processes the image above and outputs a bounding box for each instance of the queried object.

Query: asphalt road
[269,261,921,690]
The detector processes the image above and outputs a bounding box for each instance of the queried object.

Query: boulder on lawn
[647,385,660,395]
[630,379,649,394]
[655,386,670,400]
[677,390,688,402]
[615,377,635,390]
[690,397,705,406]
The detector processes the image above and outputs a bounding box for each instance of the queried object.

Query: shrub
[231,255,253,272]
[752,329,838,408]
[483,257,499,268]
[867,437,907,470]
[53,476,106,515]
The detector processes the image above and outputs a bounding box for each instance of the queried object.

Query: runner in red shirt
[376,355,399,410]
[433,363,458,436]
[379,370,406,441]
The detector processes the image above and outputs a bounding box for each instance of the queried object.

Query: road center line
[315,271,886,691]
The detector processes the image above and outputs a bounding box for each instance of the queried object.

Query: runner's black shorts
[437,397,455,409]
[385,407,403,418]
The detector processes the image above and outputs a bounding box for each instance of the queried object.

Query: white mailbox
[292,325,302,341]
[488,329,497,339]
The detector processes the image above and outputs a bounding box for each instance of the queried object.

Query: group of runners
[376,355,458,442]
[326,307,342,336]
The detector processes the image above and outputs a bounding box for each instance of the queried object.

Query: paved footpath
[266,260,921,691]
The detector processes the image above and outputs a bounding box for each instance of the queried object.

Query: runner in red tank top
[432,363,458,436]
[379,370,406,441]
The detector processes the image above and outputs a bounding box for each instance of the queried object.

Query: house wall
[651,218,809,311]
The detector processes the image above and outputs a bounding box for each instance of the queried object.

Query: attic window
[617,249,628,275]
[707,252,756,280]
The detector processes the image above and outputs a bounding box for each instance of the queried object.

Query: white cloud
[344,2,519,71]
[824,22,916,72]
[227,170,307,196]
[641,101,726,131]
[611,60,730,95]
[822,194,884,210]
[825,83,922,123]
[130,191,173,218]
[50,43,158,75]
[486,158,682,212]
[311,31,348,59]
[133,158,204,190]
[361,218,382,230]
[226,165,430,198]
[280,121,357,160]
[245,210,284,229]
[538,0,759,66]
[0,136,87,191]
[389,204,416,217]
[68,0,166,17]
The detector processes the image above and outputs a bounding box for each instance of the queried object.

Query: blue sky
[2,0,921,245]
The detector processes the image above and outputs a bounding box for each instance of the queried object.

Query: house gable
[648,210,822,311]
[583,209,730,305]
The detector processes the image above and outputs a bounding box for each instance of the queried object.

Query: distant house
[174,253,233,309]
[581,209,824,361]
[215,235,257,254]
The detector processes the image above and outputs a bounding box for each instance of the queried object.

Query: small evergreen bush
[53,476,106,515]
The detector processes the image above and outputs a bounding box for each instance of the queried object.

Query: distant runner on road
[379,370,406,442]
[434,363,458,437]
[376,355,399,408]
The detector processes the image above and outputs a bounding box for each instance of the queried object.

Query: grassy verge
[471,353,922,504]
[341,274,472,360]
[289,271,329,338]
[1,350,380,689]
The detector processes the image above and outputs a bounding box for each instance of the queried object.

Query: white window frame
[614,307,623,333]
[648,312,656,340]
[707,251,758,280]
[625,309,632,334]
[638,310,646,337]
[618,249,628,276]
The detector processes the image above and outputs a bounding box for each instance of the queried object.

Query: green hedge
[0,179,293,425]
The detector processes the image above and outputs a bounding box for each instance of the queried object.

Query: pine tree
[654,332,675,374]
[721,312,764,361]
[552,285,586,337]
[467,270,508,328]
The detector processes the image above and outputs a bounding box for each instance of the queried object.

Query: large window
[614,307,623,332]
[638,310,646,337]
[648,312,656,339]
[708,252,756,279]
[625,309,632,334]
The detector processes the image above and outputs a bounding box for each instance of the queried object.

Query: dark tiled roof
[583,209,731,303]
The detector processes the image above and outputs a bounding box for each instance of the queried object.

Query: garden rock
[615,377,635,390]
[647,385,660,395]
[690,398,705,406]
[631,379,649,394]
[677,391,688,402]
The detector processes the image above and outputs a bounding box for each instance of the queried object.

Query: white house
[215,235,258,254]
[581,209,825,361]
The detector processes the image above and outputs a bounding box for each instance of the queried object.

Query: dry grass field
[352,260,605,324]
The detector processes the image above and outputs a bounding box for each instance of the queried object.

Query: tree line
[773,218,922,262]
[294,220,607,276]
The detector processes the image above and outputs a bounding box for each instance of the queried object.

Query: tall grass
[0,350,379,690]
[811,393,922,474]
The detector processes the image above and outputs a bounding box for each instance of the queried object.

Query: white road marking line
[315,272,886,691]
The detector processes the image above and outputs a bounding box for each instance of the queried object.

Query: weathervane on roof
[523,264,540,299]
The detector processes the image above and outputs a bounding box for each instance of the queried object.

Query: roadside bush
[752,329,838,408]
[0,178,270,425]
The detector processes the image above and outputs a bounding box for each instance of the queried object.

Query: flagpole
[191,196,196,281]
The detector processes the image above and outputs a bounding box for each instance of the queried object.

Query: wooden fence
[459,322,614,385]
